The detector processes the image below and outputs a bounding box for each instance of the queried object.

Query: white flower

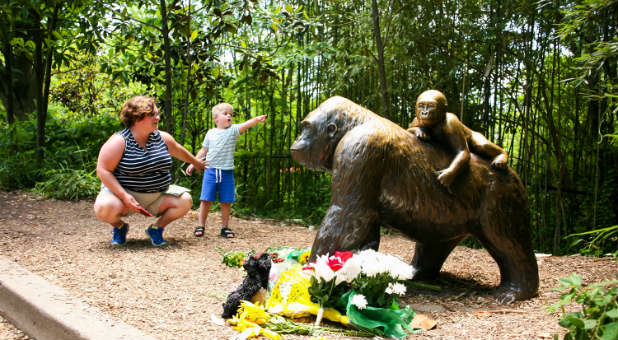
[385,282,407,296]
[350,294,368,310]
[384,254,415,280]
[335,256,362,285]
[357,249,385,277]
[312,255,335,282]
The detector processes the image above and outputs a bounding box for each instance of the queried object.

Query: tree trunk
[370,0,390,119]
[0,32,15,125]
[180,0,192,147]
[34,5,59,166]
[0,24,38,122]
[34,16,45,166]
[160,0,174,135]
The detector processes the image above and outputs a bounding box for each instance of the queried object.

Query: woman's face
[138,104,160,131]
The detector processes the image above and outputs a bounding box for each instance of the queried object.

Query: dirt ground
[0,190,616,340]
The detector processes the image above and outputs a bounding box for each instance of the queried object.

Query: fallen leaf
[411,313,437,330]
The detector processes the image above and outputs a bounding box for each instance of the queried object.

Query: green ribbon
[339,291,417,339]
[286,248,310,262]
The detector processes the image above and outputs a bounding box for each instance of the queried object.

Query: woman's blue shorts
[200,168,236,203]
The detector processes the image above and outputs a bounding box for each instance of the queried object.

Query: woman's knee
[175,193,193,213]
[93,195,124,220]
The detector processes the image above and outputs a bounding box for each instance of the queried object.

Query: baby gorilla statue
[221,253,272,318]
[409,89,509,189]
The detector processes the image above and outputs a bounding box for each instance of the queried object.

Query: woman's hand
[119,192,146,214]
[186,160,207,176]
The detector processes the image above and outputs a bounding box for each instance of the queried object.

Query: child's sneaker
[145,225,166,246]
[111,223,129,246]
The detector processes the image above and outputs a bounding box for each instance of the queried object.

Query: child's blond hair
[212,102,233,118]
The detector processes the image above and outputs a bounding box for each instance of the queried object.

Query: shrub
[546,273,618,340]
[34,167,100,200]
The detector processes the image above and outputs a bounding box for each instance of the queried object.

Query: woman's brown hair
[119,96,156,127]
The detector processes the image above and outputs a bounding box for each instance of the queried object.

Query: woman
[94,96,205,246]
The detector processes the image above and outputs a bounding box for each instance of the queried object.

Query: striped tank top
[113,128,173,193]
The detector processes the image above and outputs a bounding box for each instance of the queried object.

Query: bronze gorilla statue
[290,96,538,303]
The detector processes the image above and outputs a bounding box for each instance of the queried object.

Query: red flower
[334,251,354,263]
[302,263,315,271]
[303,251,355,272]
[327,257,343,271]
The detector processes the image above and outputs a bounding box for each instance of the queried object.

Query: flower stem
[315,306,324,326]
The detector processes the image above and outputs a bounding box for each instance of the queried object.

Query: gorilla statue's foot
[495,283,537,304]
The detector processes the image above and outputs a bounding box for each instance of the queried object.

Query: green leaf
[190,29,198,42]
[601,322,618,340]
[10,37,24,47]
[606,308,618,319]
[564,314,585,329]
[583,319,597,330]
[285,5,293,13]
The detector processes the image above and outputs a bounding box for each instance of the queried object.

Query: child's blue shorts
[200,168,236,203]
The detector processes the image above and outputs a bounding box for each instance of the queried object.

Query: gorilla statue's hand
[411,127,431,141]
[437,168,456,189]
[491,154,508,170]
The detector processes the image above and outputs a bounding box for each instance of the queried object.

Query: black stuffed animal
[221,252,272,318]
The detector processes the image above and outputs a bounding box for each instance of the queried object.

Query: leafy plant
[217,247,255,268]
[546,273,618,340]
[34,167,99,200]
[567,225,618,258]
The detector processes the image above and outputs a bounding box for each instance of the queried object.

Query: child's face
[214,109,234,128]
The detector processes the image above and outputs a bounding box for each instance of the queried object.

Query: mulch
[0,190,616,339]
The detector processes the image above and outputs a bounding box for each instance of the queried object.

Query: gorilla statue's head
[290,96,367,171]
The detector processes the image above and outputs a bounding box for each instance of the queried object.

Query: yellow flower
[231,302,281,340]
[299,250,311,264]
[237,300,270,324]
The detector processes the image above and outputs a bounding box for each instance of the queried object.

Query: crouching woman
[94,96,205,246]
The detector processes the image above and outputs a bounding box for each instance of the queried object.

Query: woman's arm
[185,147,208,176]
[96,134,140,209]
[159,131,206,173]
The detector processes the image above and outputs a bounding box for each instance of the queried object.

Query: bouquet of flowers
[302,249,417,338]
[302,250,355,325]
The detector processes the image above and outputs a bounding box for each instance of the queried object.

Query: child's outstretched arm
[238,115,267,134]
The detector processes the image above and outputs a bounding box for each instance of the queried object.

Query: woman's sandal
[194,226,205,237]
[220,227,236,238]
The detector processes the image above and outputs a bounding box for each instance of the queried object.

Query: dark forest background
[1,0,617,256]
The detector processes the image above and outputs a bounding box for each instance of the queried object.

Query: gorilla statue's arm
[308,131,383,261]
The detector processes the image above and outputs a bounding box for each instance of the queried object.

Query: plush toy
[221,253,272,318]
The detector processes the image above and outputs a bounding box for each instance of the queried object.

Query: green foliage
[546,274,618,340]
[307,276,349,308]
[350,273,399,308]
[34,167,99,200]
[567,225,618,258]
[217,247,256,268]
[0,120,38,189]
[0,109,118,192]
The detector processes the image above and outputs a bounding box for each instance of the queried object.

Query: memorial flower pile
[226,247,429,339]
[301,249,418,338]
[303,249,415,308]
